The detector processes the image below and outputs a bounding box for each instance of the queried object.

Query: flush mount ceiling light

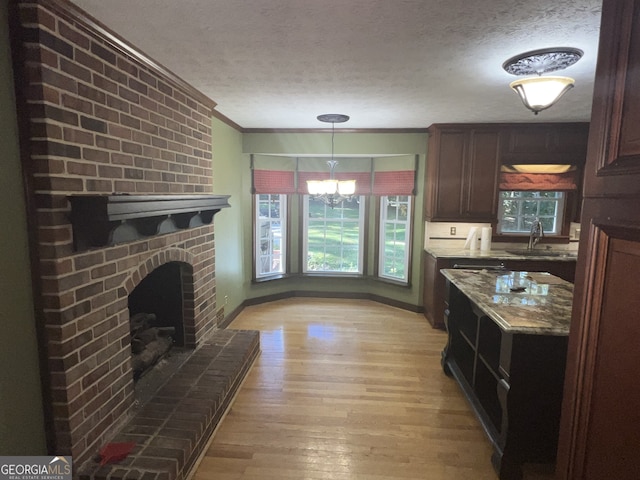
[307,114,355,208]
[503,47,583,115]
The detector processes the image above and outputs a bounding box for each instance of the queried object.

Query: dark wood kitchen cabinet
[424,124,501,222]
[500,123,589,166]
[557,2,640,479]
[423,254,450,328]
[424,122,589,223]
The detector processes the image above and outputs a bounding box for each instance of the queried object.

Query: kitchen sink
[506,249,578,258]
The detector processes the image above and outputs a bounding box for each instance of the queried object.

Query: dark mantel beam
[69,194,231,251]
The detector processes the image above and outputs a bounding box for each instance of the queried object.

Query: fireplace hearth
[79,329,260,480]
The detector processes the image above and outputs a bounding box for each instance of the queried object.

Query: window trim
[377,195,413,284]
[301,194,366,275]
[497,190,568,237]
[253,193,288,280]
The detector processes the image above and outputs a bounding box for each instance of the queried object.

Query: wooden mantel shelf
[69,194,231,250]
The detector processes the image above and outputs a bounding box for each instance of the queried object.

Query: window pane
[398,204,408,221]
[522,200,539,216]
[255,194,286,278]
[304,196,364,273]
[325,206,342,219]
[386,203,397,220]
[538,201,558,216]
[502,199,518,215]
[522,216,535,231]
[540,191,559,198]
[497,191,564,235]
[378,196,411,282]
[501,215,518,232]
[540,217,556,233]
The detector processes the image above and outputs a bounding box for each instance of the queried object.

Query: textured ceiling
[71,0,602,129]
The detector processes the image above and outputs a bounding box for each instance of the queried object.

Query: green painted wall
[211,117,248,317]
[0,2,47,454]
[242,132,427,156]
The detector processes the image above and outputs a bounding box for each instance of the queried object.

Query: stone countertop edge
[425,246,578,261]
[440,268,573,336]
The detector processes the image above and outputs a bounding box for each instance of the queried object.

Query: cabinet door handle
[452,263,505,270]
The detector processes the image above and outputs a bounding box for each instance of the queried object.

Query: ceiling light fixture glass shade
[503,47,583,115]
[307,114,354,208]
[509,76,575,114]
[307,167,356,196]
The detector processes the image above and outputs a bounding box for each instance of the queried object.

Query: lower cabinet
[423,254,449,328]
[442,282,568,479]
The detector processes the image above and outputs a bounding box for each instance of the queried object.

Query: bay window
[252,156,417,283]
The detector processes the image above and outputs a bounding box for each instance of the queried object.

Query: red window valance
[499,171,578,191]
[253,170,296,194]
[372,170,415,195]
[253,162,416,196]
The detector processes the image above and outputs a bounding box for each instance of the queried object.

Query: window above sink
[498,191,565,236]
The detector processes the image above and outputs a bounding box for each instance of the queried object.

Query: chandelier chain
[307,114,354,208]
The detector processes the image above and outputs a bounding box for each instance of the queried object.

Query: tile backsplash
[424,221,581,251]
[424,222,492,249]
[569,222,581,241]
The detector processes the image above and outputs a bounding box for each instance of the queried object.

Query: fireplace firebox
[128,262,190,379]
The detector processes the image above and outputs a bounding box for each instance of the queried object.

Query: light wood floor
[193,298,554,480]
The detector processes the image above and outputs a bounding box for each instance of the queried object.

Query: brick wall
[13,0,219,464]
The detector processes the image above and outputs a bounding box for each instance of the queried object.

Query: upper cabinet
[500,123,590,166]
[424,125,501,222]
[580,1,640,197]
[424,122,590,222]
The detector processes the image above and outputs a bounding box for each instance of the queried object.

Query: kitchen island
[440,268,572,480]
[423,247,577,328]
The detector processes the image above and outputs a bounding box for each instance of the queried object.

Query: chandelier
[307,114,355,208]
[503,47,583,114]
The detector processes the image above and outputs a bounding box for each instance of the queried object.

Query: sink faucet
[528,218,544,250]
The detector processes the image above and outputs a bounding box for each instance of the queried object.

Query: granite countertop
[426,246,578,261]
[440,268,573,336]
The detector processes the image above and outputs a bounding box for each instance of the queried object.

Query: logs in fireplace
[129,312,174,379]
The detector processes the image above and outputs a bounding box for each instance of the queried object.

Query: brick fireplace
[10,0,238,468]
